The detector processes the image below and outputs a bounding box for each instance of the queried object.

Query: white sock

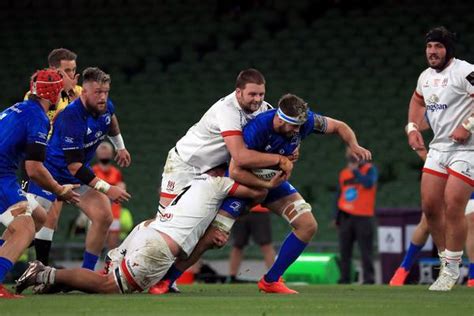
[35,227,55,241]
[444,249,463,273]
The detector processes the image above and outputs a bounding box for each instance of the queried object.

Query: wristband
[94,179,111,194]
[405,122,419,135]
[461,117,474,133]
[109,134,125,150]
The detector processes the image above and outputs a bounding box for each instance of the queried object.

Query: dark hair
[235,68,265,89]
[278,93,308,117]
[82,67,111,84]
[48,48,77,68]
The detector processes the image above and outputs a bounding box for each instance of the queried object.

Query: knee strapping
[281,199,312,224]
[0,201,32,227]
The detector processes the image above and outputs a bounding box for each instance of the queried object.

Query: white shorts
[466,199,474,216]
[160,147,200,199]
[111,224,175,293]
[423,149,473,186]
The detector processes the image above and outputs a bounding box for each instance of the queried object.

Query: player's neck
[37,98,52,113]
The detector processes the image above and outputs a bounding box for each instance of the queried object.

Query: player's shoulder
[452,58,474,75]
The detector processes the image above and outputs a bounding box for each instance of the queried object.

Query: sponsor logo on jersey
[65,136,74,143]
[159,213,173,222]
[426,94,448,112]
[105,114,111,125]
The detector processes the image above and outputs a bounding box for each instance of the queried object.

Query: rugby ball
[252,168,279,181]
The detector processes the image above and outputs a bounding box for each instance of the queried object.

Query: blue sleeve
[107,99,115,115]
[353,166,378,188]
[26,111,49,146]
[242,120,267,150]
[56,109,86,151]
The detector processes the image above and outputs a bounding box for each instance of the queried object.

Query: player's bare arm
[24,160,80,204]
[406,91,427,151]
[66,161,131,203]
[324,117,372,161]
[224,135,293,175]
[229,159,287,190]
[108,114,131,167]
[450,112,473,144]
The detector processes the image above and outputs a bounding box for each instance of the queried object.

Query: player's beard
[85,100,106,116]
[427,54,447,70]
[241,100,262,113]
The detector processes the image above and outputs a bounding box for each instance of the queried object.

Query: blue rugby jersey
[44,97,115,184]
[0,100,49,176]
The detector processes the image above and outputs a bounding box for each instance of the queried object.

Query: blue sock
[400,242,424,271]
[0,239,4,247]
[469,263,474,280]
[0,257,13,283]
[264,232,307,283]
[164,264,183,283]
[82,251,99,270]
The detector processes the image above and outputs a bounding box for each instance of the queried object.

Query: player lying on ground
[15,165,284,294]
[151,93,371,294]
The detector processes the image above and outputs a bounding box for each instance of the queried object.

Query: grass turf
[1,284,473,315]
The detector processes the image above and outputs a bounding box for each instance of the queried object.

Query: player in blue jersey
[152,93,371,294]
[27,67,131,271]
[0,69,80,298]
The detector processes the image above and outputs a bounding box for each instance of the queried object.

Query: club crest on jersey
[166,181,175,192]
[95,131,103,138]
[159,213,173,222]
[441,78,448,87]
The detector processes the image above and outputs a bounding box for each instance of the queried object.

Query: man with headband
[405,26,474,291]
[154,94,371,294]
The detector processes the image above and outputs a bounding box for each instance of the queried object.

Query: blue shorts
[27,180,56,202]
[0,175,27,215]
[221,181,298,218]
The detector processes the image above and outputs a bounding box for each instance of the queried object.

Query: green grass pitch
[1,284,473,315]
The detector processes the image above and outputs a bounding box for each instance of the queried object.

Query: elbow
[67,163,80,176]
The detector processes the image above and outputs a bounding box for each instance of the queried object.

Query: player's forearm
[335,121,360,149]
[229,163,273,189]
[25,161,63,195]
[232,148,281,169]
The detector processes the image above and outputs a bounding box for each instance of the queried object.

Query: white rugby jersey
[150,174,238,256]
[416,58,474,151]
[175,92,271,172]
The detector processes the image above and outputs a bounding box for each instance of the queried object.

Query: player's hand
[115,149,131,167]
[278,156,293,179]
[57,69,79,93]
[212,229,229,248]
[414,147,428,161]
[349,144,372,161]
[56,184,81,204]
[450,125,471,144]
[106,185,131,203]
[407,130,426,151]
[288,146,300,163]
[267,171,286,189]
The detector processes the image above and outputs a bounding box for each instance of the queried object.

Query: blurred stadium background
[0,0,472,260]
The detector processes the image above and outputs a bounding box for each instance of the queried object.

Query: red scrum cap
[30,69,64,105]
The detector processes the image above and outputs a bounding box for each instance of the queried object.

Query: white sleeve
[216,104,243,136]
[415,71,426,97]
[210,176,238,198]
[460,64,474,96]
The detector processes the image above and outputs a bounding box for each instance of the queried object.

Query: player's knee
[32,207,47,230]
[7,215,35,239]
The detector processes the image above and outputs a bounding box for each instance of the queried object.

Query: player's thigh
[444,173,472,214]
[0,176,37,227]
[77,187,112,222]
[115,226,175,292]
[249,212,272,246]
[420,172,447,210]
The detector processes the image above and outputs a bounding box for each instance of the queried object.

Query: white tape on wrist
[94,179,111,194]
[462,117,474,133]
[212,214,235,234]
[109,134,125,150]
[405,122,418,135]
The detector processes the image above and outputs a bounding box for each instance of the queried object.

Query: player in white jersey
[159,69,293,210]
[405,26,474,291]
[15,166,281,294]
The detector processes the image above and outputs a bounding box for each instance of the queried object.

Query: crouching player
[152,94,372,294]
[15,165,283,294]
